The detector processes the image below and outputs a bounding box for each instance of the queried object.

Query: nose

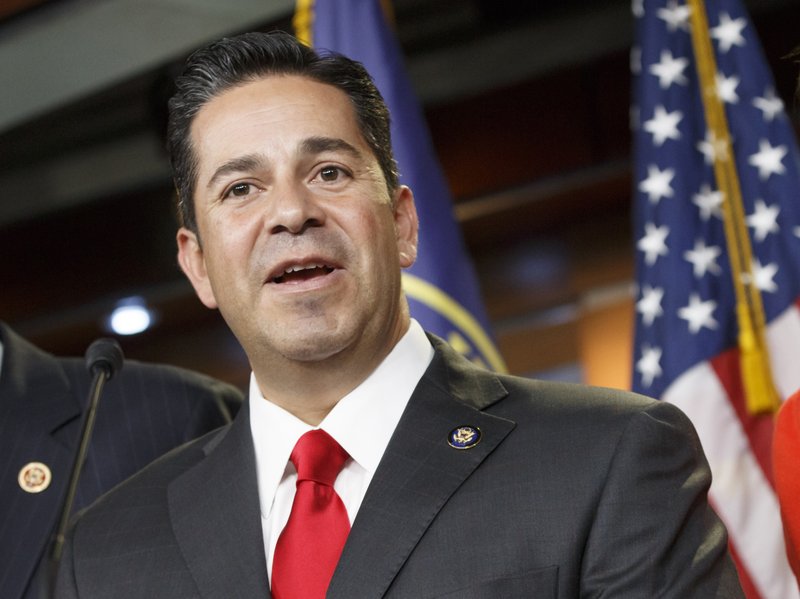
[265,181,325,235]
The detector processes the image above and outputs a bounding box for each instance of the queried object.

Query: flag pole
[293,0,313,46]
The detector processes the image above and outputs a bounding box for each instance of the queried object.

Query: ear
[392,186,419,268]
[176,227,219,309]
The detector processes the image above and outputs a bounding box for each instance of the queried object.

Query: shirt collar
[248,319,433,516]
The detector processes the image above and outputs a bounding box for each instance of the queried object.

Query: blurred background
[1,0,797,392]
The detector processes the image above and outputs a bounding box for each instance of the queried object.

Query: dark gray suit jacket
[54,336,743,598]
[0,322,243,599]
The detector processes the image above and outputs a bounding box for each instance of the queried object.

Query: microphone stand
[47,339,123,597]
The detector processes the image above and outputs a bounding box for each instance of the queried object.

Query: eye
[314,164,354,185]
[319,166,342,182]
[224,183,255,199]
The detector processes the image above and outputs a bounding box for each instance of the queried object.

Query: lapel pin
[18,462,52,494]
[448,426,482,450]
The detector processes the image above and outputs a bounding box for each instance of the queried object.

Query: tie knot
[290,429,349,486]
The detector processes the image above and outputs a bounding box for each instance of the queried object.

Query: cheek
[366,218,404,279]
[203,210,261,262]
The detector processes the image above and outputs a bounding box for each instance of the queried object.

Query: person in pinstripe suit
[0,321,243,599]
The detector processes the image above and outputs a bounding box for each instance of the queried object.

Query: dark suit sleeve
[168,369,243,438]
[580,400,743,598]
[67,360,243,514]
[52,537,78,599]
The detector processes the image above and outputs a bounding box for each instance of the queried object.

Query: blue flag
[300,0,505,372]
[632,0,800,596]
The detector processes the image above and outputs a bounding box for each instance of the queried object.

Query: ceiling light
[107,298,154,336]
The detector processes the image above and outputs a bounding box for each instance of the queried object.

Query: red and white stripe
[664,302,800,599]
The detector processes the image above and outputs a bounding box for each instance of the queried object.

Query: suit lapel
[328,339,515,598]
[0,323,82,599]
[0,323,83,444]
[168,400,270,598]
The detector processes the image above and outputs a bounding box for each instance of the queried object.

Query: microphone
[47,338,124,595]
[85,338,124,380]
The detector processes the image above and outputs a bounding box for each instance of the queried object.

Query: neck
[252,318,410,426]
[254,362,361,425]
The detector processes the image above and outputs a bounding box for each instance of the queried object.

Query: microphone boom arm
[48,338,123,594]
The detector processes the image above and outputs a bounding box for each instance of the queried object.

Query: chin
[274,329,355,363]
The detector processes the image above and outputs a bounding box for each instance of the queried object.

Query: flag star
[748,139,787,180]
[678,293,719,334]
[657,0,691,32]
[746,199,780,242]
[643,105,683,146]
[649,50,689,89]
[637,343,663,386]
[638,222,670,266]
[632,0,644,18]
[716,72,740,104]
[696,130,730,165]
[752,88,785,122]
[750,259,779,293]
[710,12,747,53]
[637,285,664,326]
[637,345,663,388]
[638,164,676,204]
[684,240,722,278]
[794,226,800,239]
[692,183,724,221]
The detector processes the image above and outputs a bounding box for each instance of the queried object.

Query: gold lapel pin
[448,426,482,450]
[18,462,52,494]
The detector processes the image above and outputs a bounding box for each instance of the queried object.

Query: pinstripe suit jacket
[54,335,743,598]
[0,322,243,599]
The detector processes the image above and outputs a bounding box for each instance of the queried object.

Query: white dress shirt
[248,319,434,582]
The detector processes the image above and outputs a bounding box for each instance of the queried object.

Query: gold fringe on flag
[294,0,396,46]
[686,0,780,414]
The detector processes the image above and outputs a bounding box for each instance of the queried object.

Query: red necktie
[272,429,351,598]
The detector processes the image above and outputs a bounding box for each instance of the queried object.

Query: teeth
[271,263,334,283]
[284,263,324,274]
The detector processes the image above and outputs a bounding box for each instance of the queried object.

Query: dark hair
[167,30,399,232]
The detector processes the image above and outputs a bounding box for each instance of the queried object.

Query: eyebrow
[299,136,361,159]
[204,137,362,190]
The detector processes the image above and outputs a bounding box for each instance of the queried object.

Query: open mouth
[270,263,335,284]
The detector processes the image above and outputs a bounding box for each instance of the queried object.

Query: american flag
[296,0,505,372]
[632,0,800,597]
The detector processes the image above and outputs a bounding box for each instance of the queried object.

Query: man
[55,31,743,597]
[0,322,242,599]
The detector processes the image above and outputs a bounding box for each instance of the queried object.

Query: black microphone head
[85,338,124,380]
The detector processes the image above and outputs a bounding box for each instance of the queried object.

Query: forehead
[190,75,365,162]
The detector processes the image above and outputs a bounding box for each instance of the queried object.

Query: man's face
[177,75,418,372]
